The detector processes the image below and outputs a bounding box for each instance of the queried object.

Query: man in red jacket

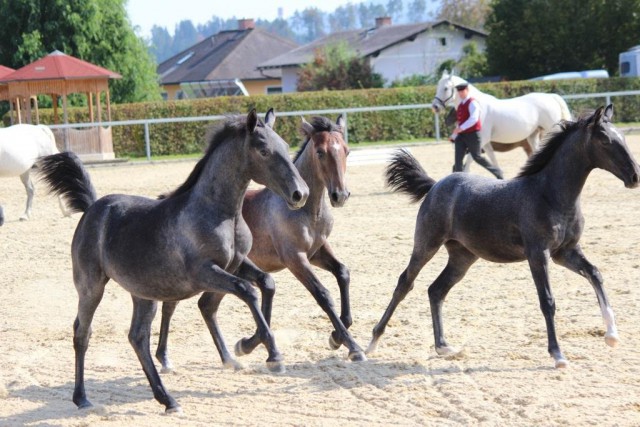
[452,81,504,179]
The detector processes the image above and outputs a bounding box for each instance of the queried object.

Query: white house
[257,18,487,92]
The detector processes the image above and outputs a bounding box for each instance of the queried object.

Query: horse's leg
[72,274,109,410]
[234,259,276,357]
[309,243,351,350]
[196,263,284,372]
[129,296,181,413]
[198,292,243,370]
[367,236,443,355]
[552,245,619,347]
[284,251,366,361]
[155,301,179,373]
[428,242,478,356]
[526,246,567,368]
[19,170,34,221]
[483,141,500,170]
[525,130,540,156]
[0,205,4,226]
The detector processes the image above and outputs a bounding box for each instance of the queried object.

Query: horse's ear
[265,108,276,128]
[300,116,314,136]
[247,109,258,132]
[442,69,449,78]
[604,104,614,121]
[336,114,346,132]
[591,106,605,126]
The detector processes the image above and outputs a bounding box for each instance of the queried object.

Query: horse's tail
[37,152,97,214]
[385,149,436,203]
[554,94,573,121]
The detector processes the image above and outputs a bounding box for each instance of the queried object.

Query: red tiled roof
[0,50,121,82]
[0,65,15,79]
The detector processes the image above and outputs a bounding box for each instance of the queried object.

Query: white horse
[0,124,63,225]
[432,71,572,170]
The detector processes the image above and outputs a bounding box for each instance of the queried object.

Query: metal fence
[46,89,640,161]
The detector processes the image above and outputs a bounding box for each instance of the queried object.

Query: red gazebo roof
[0,65,15,79]
[0,50,121,82]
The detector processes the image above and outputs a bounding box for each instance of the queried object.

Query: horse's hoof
[605,333,619,347]
[76,401,93,410]
[328,333,341,350]
[223,359,244,371]
[365,340,378,355]
[165,405,183,415]
[435,345,460,356]
[234,340,246,357]
[348,351,367,362]
[160,366,173,374]
[555,358,569,369]
[266,360,286,374]
[19,216,28,222]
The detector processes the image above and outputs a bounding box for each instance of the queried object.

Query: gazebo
[0,65,15,104]
[0,50,122,161]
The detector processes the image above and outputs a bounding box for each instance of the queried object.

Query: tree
[455,42,488,78]
[386,0,404,22]
[435,0,490,28]
[485,0,640,80]
[0,0,160,103]
[296,42,384,91]
[292,8,326,44]
[407,0,429,23]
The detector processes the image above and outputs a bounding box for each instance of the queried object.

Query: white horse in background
[0,124,64,225]
[432,71,572,171]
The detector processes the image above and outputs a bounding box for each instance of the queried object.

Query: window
[440,37,447,46]
[266,86,282,95]
[621,61,631,74]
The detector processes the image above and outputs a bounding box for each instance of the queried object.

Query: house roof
[157,27,299,85]
[0,50,121,82]
[258,20,487,70]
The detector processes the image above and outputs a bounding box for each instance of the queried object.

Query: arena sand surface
[1,137,639,426]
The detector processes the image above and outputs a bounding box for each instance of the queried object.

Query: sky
[126,0,357,37]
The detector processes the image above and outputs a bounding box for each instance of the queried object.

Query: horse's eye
[317,150,325,158]
[260,149,269,157]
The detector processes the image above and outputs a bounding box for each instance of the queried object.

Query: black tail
[385,149,436,203]
[37,152,97,214]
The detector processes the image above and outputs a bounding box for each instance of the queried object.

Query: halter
[433,79,456,110]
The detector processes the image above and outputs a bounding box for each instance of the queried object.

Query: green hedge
[30,77,640,157]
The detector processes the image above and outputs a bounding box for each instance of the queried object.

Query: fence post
[144,122,151,161]
[344,112,349,144]
[434,111,440,141]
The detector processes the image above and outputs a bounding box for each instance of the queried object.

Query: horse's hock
[51,126,115,161]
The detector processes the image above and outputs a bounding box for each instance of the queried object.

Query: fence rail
[45,90,640,161]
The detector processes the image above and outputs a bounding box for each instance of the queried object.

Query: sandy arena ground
[1,137,640,426]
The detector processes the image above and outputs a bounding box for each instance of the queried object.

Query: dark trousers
[454,131,504,179]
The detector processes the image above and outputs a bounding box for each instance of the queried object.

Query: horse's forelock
[294,116,342,163]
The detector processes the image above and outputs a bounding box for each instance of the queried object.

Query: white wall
[371,28,486,85]
[279,27,486,92]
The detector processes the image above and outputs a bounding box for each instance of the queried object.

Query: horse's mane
[293,116,341,163]
[517,113,591,177]
[162,115,262,199]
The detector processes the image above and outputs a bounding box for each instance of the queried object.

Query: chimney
[375,17,392,28]
[238,19,255,30]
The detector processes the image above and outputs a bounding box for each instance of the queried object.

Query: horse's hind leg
[429,242,478,356]
[129,296,181,413]
[0,205,4,226]
[156,301,179,373]
[367,237,443,355]
[309,243,352,350]
[72,275,108,410]
[198,292,243,370]
[553,245,619,347]
[19,170,34,221]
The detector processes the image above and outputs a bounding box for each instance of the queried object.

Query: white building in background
[257,18,487,92]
